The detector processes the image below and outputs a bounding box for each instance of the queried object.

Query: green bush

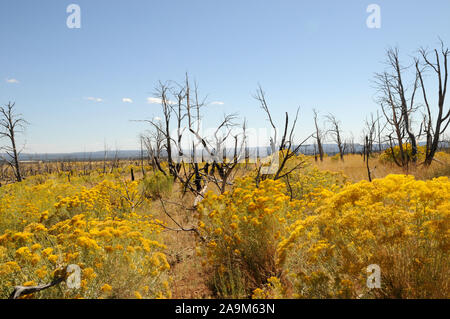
[141,172,173,199]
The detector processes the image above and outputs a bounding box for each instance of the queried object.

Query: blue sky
[0,0,449,153]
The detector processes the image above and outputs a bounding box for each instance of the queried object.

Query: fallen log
[9,277,65,299]
[9,265,72,299]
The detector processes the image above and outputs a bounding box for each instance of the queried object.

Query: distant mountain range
[1,144,373,162]
[4,141,447,162]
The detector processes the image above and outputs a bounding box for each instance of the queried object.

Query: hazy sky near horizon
[1,0,449,153]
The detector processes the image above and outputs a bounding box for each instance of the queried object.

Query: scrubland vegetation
[1,41,449,299]
[0,150,448,299]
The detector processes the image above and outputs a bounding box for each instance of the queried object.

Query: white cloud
[6,78,19,84]
[147,97,176,105]
[153,116,162,121]
[211,101,225,105]
[122,98,133,103]
[147,97,163,104]
[85,97,103,102]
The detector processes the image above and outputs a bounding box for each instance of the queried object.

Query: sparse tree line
[1,41,449,187]
[375,40,449,167]
[0,157,149,184]
[310,109,388,163]
[311,41,449,170]
[0,102,27,182]
[138,76,310,201]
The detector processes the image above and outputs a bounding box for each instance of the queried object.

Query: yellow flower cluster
[0,178,80,234]
[379,144,427,163]
[197,177,292,297]
[276,174,449,298]
[53,179,146,219]
[0,175,171,299]
[288,165,348,202]
[198,167,449,299]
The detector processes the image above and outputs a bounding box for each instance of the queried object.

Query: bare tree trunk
[326,113,345,161]
[365,136,372,182]
[10,129,22,181]
[417,41,449,166]
[0,102,28,182]
[313,109,324,161]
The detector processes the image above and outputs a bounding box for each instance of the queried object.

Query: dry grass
[3,153,448,298]
[313,153,450,182]
[152,154,449,298]
[152,190,213,299]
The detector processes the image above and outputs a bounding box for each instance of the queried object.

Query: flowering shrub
[330,154,341,162]
[141,171,173,199]
[0,175,171,299]
[196,165,348,298]
[1,157,448,299]
[276,174,449,298]
[380,144,426,163]
[197,178,291,297]
[435,151,450,161]
[0,177,80,234]
[198,168,449,299]
[286,165,348,200]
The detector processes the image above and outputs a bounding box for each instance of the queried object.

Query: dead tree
[388,48,419,162]
[142,119,166,174]
[377,70,407,166]
[135,82,174,177]
[139,135,146,176]
[109,146,120,173]
[376,110,386,152]
[139,75,241,202]
[364,113,378,155]
[375,48,420,166]
[325,113,345,161]
[416,40,449,165]
[365,136,373,182]
[253,85,311,183]
[312,109,325,161]
[190,113,245,194]
[102,141,108,174]
[347,133,356,154]
[0,102,28,182]
[141,81,186,180]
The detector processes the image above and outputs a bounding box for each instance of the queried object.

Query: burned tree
[325,113,345,161]
[364,113,378,155]
[416,40,449,166]
[254,85,311,183]
[312,108,325,161]
[376,110,386,152]
[365,135,373,182]
[375,48,420,166]
[347,133,356,155]
[0,102,28,182]
[139,74,246,202]
[190,113,246,194]
[375,43,449,166]
[142,120,166,174]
